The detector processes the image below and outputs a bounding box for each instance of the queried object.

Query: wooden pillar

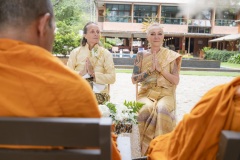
[158,4,162,23]
[130,34,133,51]
[211,7,216,34]
[188,37,191,53]
[182,36,186,52]
[131,3,134,23]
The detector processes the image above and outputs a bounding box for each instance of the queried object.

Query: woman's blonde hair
[146,23,163,35]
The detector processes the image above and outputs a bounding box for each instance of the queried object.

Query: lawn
[221,62,240,69]
[116,66,240,77]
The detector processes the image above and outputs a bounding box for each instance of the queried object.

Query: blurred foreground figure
[0,1,121,159]
[147,77,240,160]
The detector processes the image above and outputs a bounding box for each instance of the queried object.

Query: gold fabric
[137,47,182,155]
[147,77,240,160]
[85,77,110,104]
[67,44,116,94]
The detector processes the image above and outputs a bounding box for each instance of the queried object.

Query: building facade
[95,0,240,56]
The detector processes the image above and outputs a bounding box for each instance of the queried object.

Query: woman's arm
[131,52,150,84]
[160,60,180,85]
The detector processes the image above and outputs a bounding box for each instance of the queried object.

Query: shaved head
[0,0,53,29]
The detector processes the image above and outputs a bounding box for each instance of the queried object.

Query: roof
[209,34,240,43]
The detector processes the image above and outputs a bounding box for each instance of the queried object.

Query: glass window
[216,8,237,20]
[215,8,237,26]
[161,6,179,18]
[134,5,158,23]
[192,10,212,20]
[106,4,131,23]
[188,27,211,33]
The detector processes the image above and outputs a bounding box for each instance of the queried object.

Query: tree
[50,0,93,55]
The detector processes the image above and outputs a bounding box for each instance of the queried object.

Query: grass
[221,62,240,69]
[179,71,239,77]
[116,69,239,77]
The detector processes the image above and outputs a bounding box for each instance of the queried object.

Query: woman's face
[147,26,164,47]
[84,23,100,46]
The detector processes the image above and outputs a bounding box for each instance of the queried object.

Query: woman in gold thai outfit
[131,23,182,155]
[67,22,116,104]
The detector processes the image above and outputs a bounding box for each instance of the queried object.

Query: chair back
[217,130,240,160]
[0,117,112,160]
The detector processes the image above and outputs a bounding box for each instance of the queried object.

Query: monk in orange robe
[0,1,121,160]
[147,77,240,160]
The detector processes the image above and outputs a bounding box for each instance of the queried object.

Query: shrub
[204,49,237,62]
[104,42,113,50]
[228,53,240,64]
[53,32,81,56]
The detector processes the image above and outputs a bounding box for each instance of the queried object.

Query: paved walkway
[110,73,236,123]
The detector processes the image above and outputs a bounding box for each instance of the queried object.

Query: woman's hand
[152,51,162,73]
[86,58,94,77]
[155,61,162,73]
[79,65,87,76]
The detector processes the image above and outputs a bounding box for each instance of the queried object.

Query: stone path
[110,73,236,123]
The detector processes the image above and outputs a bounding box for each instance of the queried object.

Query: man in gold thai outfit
[67,22,116,104]
[132,23,182,155]
[147,77,240,160]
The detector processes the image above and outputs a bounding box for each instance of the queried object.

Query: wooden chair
[0,117,112,160]
[217,130,240,160]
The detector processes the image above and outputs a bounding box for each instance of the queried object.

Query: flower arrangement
[99,100,145,134]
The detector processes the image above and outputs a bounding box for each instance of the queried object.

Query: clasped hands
[148,51,162,74]
[79,58,95,77]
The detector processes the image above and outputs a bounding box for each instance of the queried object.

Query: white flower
[98,105,110,117]
[98,101,141,124]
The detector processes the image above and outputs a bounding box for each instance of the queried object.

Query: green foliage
[228,54,240,64]
[106,39,117,46]
[104,43,112,50]
[105,102,117,114]
[123,100,145,113]
[202,47,211,53]
[51,0,90,31]
[51,0,92,55]
[53,31,80,55]
[204,49,237,62]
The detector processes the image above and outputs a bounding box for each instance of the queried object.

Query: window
[134,5,158,23]
[106,4,131,22]
[161,6,183,24]
[188,27,210,33]
[215,8,237,26]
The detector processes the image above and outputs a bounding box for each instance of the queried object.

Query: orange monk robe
[0,39,121,160]
[147,76,240,160]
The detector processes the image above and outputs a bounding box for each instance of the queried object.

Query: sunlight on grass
[116,69,239,77]
[221,62,240,69]
[180,71,239,77]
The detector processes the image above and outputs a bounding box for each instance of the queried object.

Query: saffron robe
[147,76,240,160]
[0,39,121,160]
